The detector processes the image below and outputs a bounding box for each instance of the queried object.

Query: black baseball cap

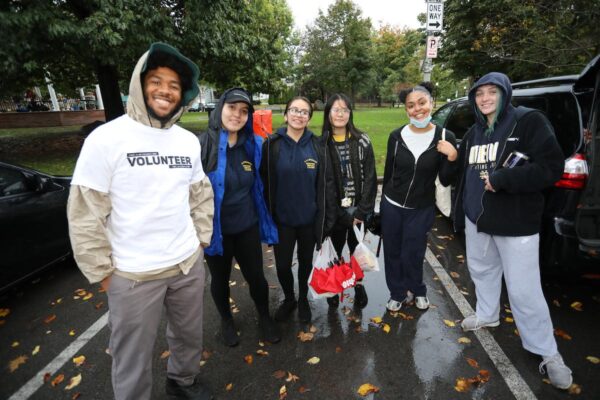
[223,88,254,113]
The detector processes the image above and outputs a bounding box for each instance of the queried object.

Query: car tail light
[555,153,588,189]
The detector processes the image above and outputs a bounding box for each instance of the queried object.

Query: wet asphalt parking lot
[1,213,599,400]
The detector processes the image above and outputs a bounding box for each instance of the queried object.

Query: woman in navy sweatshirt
[200,88,280,347]
[260,96,337,323]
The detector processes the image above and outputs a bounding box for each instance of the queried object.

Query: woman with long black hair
[321,93,377,309]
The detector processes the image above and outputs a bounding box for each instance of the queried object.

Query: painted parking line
[425,248,537,400]
[8,312,109,400]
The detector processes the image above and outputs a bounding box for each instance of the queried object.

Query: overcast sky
[287,0,425,31]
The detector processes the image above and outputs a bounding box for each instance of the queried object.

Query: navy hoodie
[453,72,564,236]
[274,127,318,227]
[221,133,258,234]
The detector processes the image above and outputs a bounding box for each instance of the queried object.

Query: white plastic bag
[435,128,452,217]
[308,237,338,299]
[351,224,380,272]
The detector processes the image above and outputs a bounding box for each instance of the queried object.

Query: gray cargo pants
[107,259,205,400]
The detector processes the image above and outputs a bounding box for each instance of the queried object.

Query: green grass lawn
[2,107,409,176]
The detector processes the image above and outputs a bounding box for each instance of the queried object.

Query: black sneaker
[274,299,297,321]
[326,295,340,308]
[298,298,312,322]
[221,318,239,347]
[354,284,368,309]
[166,377,213,400]
[259,315,281,344]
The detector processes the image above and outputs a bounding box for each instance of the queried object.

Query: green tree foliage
[299,0,373,102]
[183,0,293,96]
[441,0,600,82]
[0,0,182,120]
[0,0,293,120]
[370,26,425,105]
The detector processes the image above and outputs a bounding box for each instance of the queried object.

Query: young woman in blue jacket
[199,88,280,347]
[381,83,457,312]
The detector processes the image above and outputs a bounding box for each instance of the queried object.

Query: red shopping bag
[309,267,342,294]
[349,257,365,281]
[334,261,357,291]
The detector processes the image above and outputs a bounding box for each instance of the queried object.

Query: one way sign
[427,0,444,32]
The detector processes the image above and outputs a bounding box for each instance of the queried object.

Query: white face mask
[410,115,432,128]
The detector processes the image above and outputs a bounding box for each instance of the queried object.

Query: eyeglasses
[288,108,310,117]
[331,107,350,115]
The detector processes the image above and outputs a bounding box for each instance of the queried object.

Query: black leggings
[205,224,269,320]
[273,224,315,301]
[330,224,359,260]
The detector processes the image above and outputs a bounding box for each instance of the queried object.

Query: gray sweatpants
[107,259,205,400]
[464,218,557,357]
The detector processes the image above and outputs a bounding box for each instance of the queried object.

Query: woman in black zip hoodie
[321,93,377,309]
[381,83,457,312]
[259,96,337,323]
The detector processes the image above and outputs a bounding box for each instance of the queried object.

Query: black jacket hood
[468,72,514,128]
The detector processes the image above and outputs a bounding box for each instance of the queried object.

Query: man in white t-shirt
[67,43,214,400]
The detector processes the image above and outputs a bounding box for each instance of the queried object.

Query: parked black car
[0,162,72,292]
[432,55,600,271]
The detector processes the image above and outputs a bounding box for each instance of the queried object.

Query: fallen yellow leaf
[450,271,460,278]
[570,301,583,311]
[286,372,299,383]
[309,325,318,333]
[454,377,470,392]
[279,384,287,399]
[32,345,40,355]
[9,355,28,372]
[225,383,233,391]
[44,314,57,324]
[11,341,19,348]
[552,299,560,307]
[244,354,253,364]
[505,317,514,323]
[306,356,320,365]
[370,316,383,324]
[82,293,93,301]
[256,349,269,356]
[335,346,342,353]
[357,383,380,396]
[65,374,82,390]
[199,360,206,367]
[382,323,391,334]
[458,337,471,344]
[72,355,85,367]
[443,319,456,327]
[297,331,314,342]
[69,329,76,336]
[160,350,170,359]
[586,356,599,364]
[298,385,310,393]
[514,329,520,336]
[568,383,582,394]
[0,308,10,317]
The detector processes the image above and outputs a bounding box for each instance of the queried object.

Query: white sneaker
[460,314,500,331]
[539,353,573,390]
[386,299,403,312]
[415,296,430,310]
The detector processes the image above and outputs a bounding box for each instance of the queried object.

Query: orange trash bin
[253,109,272,138]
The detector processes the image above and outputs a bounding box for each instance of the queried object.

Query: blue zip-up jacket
[199,89,278,256]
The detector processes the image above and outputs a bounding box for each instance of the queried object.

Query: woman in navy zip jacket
[321,93,377,309]
[381,82,457,312]
[199,88,280,347]
[260,96,337,323]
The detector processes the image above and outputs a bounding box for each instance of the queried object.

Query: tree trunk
[95,62,124,122]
